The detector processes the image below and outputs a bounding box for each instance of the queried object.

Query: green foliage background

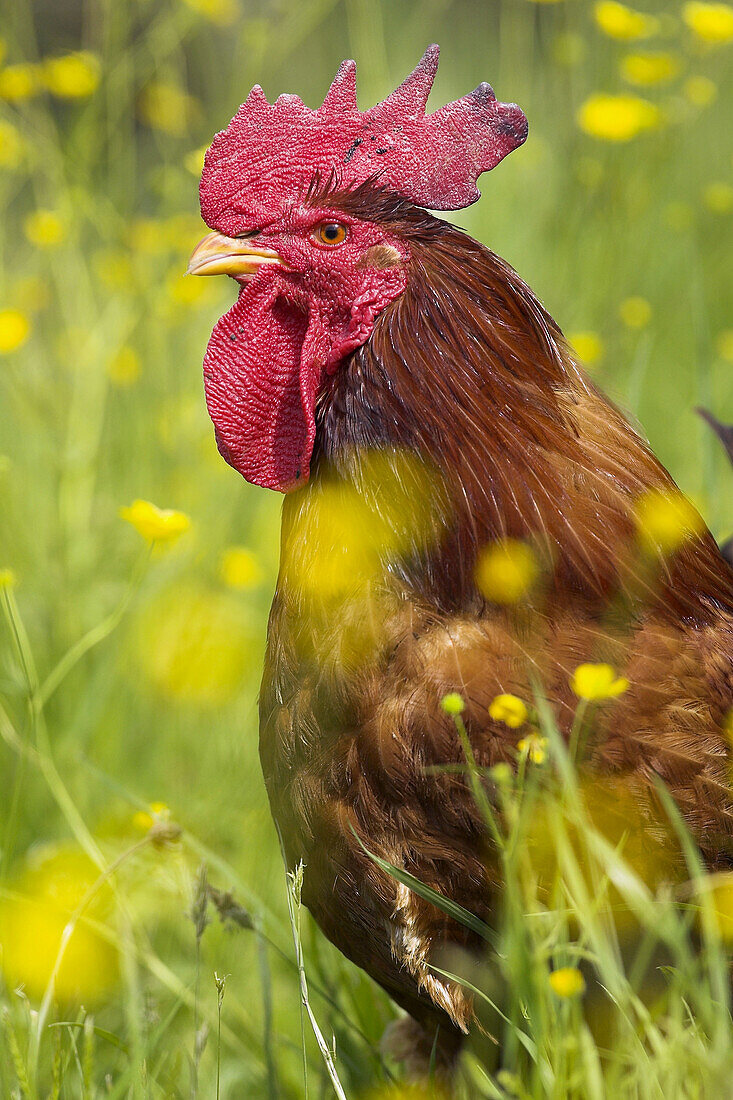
[0,0,731,1096]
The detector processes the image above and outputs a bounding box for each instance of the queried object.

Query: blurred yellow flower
[0,63,42,100]
[132,800,170,832]
[634,488,705,555]
[181,0,239,24]
[594,1,659,40]
[120,499,191,542]
[0,309,30,353]
[518,733,548,764]
[363,1084,449,1100]
[683,2,733,42]
[568,330,604,365]
[129,217,168,253]
[683,75,718,106]
[167,271,211,306]
[716,330,733,362]
[571,663,629,701]
[0,567,16,588]
[43,52,100,98]
[283,450,447,603]
[137,585,252,704]
[703,181,733,213]
[619,296,652,328]
[0,118,23,168]
[549,967,586,997]
[185,144,209,176]
[24,209,66,248]
[164,212,207,249]
[475,539,539,604]
[489,693,529,729]
[620,51,680,85]
[220,546,263,589]
[710,876,733,941]
[440,692,466,716]
[108,346,141,387]
[138,82,199,136]
[577,93,661,141]
[0,845,118,1004]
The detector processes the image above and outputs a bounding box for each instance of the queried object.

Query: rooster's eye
[313,222,348,247]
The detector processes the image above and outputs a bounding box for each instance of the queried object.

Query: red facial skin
[202,204,408,492]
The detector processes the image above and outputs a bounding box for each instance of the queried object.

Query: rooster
[188,47,733,1072]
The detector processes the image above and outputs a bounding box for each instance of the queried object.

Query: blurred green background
[0,0,731,1095]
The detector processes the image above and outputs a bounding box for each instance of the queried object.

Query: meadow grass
[0,0,732,1095]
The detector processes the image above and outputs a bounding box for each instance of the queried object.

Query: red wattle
[203,279,324,492]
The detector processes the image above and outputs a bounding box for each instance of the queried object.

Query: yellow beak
[187,231,286,278]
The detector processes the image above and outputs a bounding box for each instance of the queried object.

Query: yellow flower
[43,52,100,98]
[132,801,170,832]
[0,118,23,168]
[619,296,652,328]
[0,309,30,353]
[549,967,586,997]
[441,692,466,716]
[167,271,211,306]
[703,182,733,214]
[137,584,253,704]
[0,567,16,588]
[571,663,629,701]
[568,330,604,365]
[107,347,141,387]
[120,499,191,542]
[489,693,529,729]
[577,93,661,141]
[180,0,239,24]
[518,733,547,763]
[716,330,733,362]
[220,546,263,589]
[129,217,168,253]
[683,2,733,43]
[138,82,199,136]
[594,1,659,40]
[475,540,539,604]
[684,75,718,106]
[185,144,208,176]
[0,845,118,1004]
[709,876,733,941]
[24,209,66,248]
[620,51,680,86]
[0,63,42,100]
[634,488,706,555]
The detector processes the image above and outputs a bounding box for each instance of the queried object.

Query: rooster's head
[189,45,527,492]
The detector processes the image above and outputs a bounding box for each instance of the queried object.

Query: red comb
[200,45,527,222]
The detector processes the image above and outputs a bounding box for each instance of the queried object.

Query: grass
[0,0,732,1095]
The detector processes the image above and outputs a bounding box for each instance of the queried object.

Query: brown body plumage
[258,186,733,1060]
